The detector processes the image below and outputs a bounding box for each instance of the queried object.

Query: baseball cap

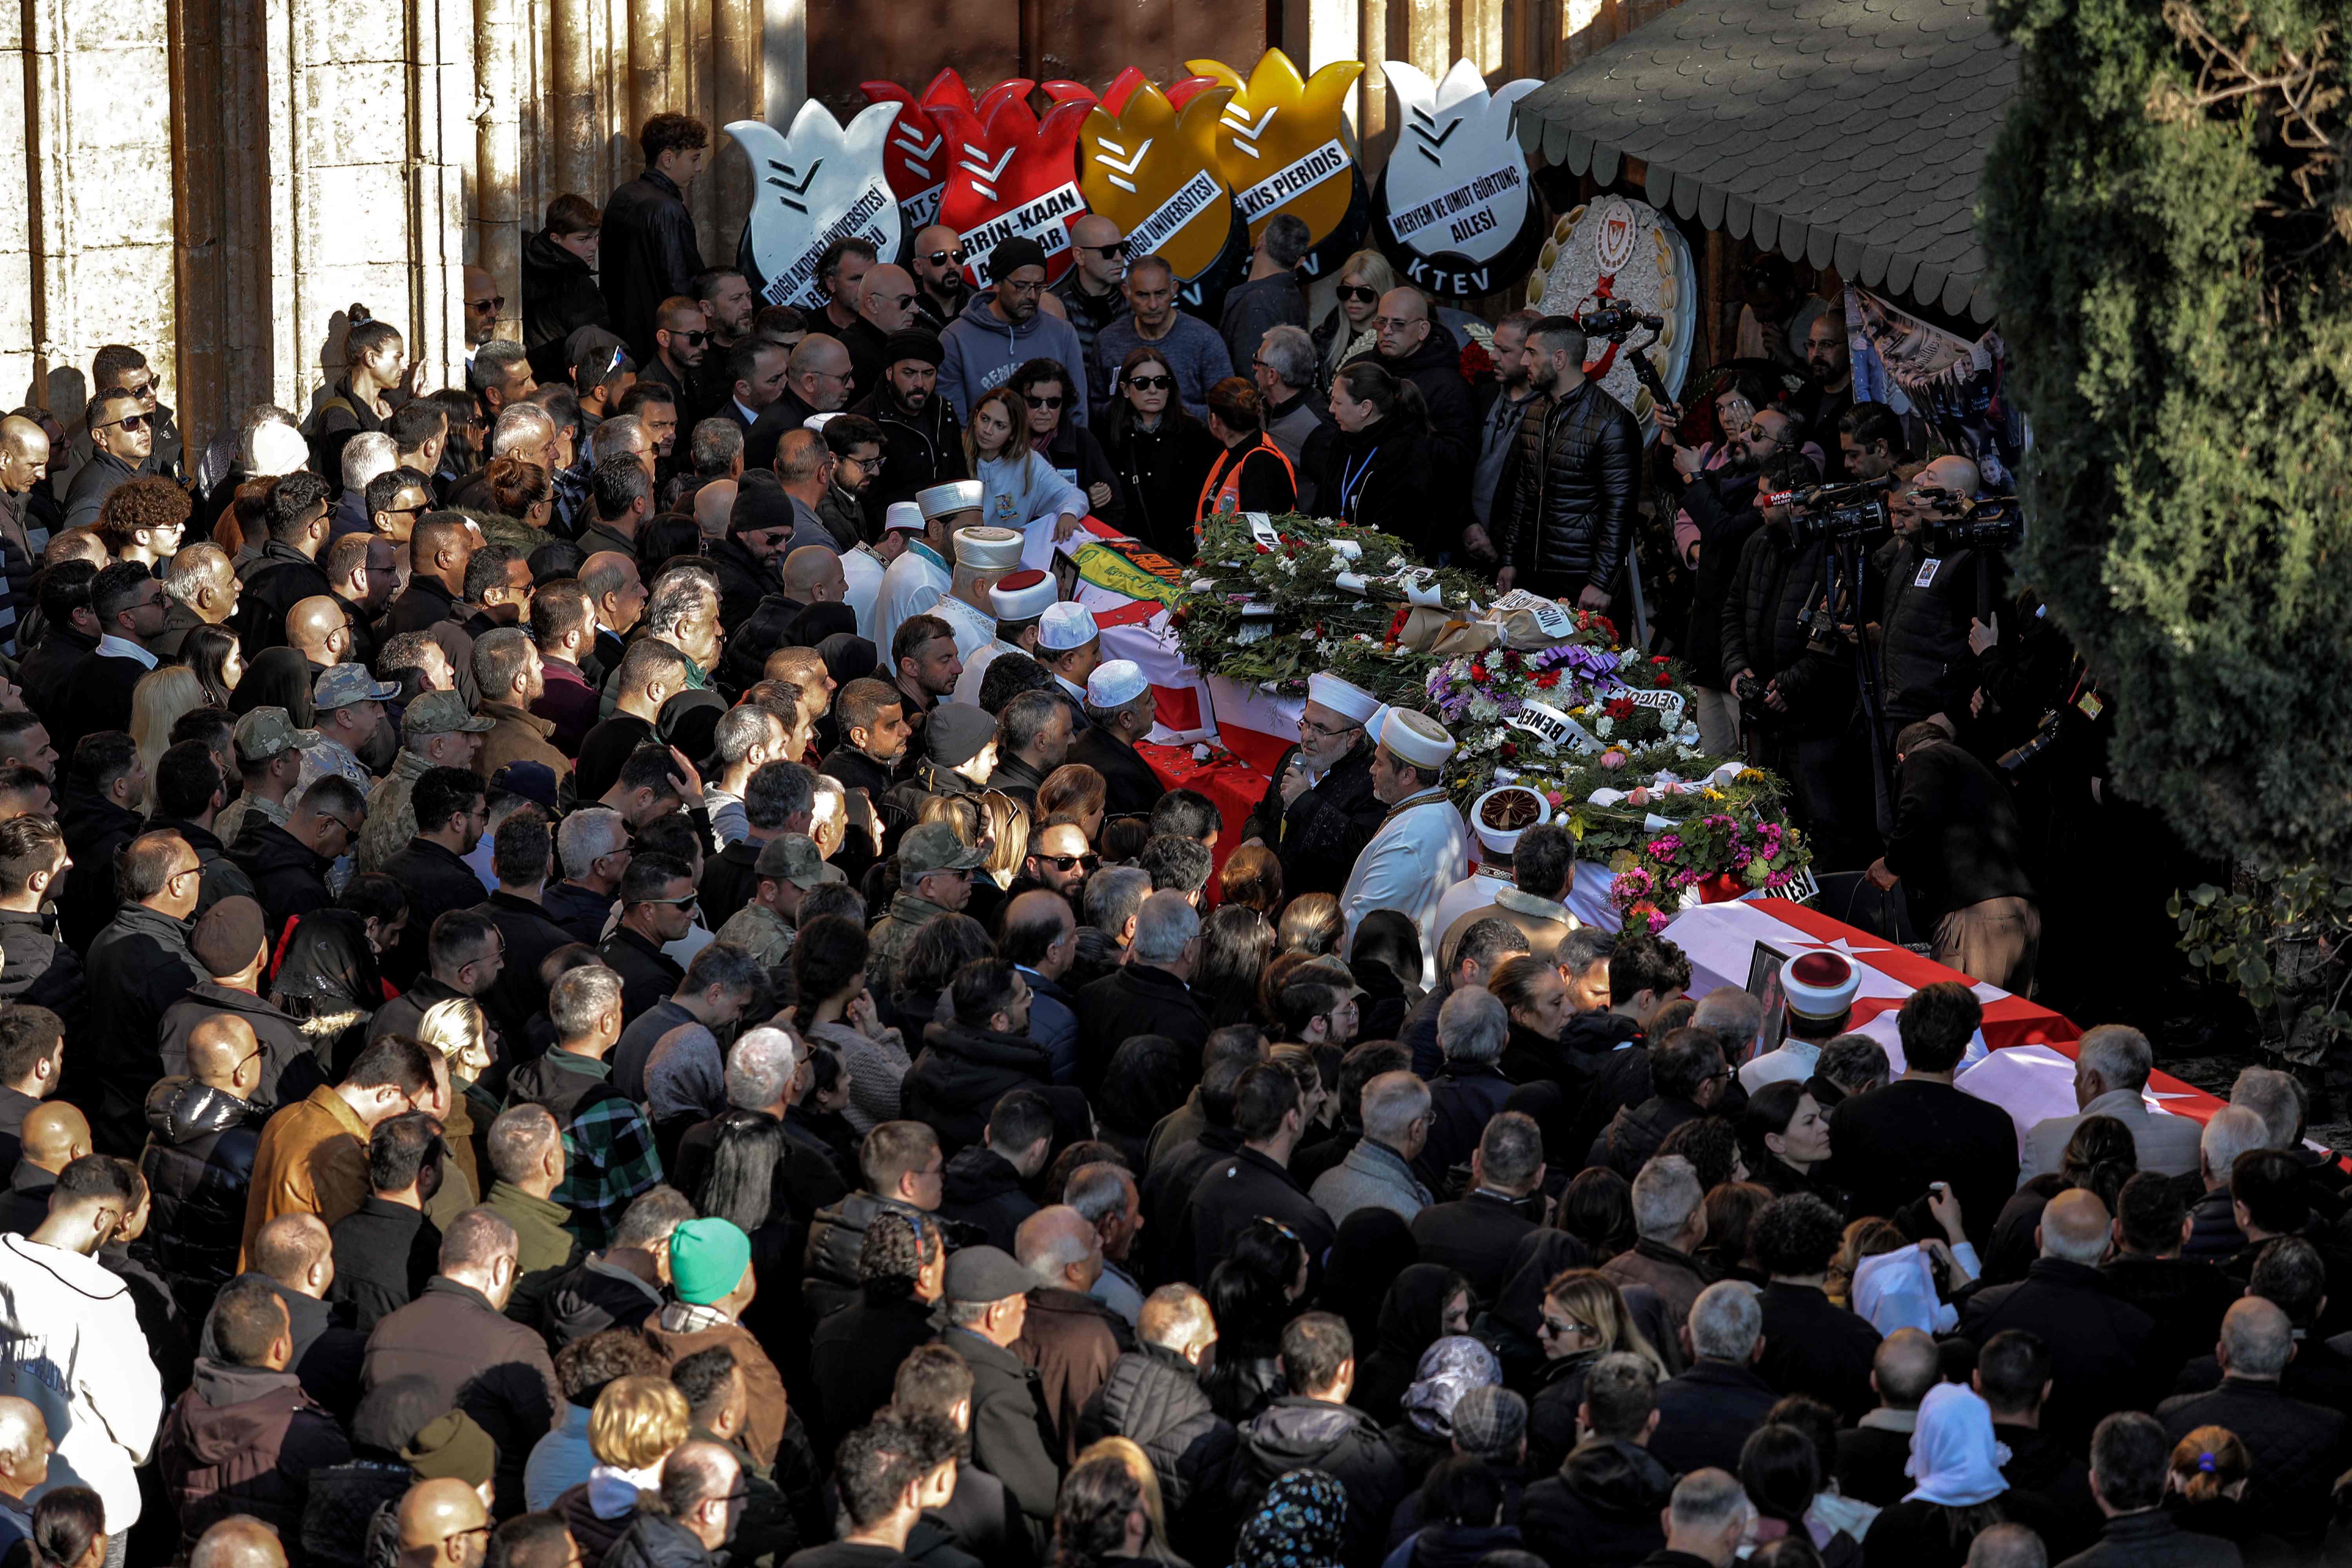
[944,1245,1037,1304]
[900,821,987,878]
[233,706,322,762]
[490,761,560,813]
[314,662,399,711]
[753,833,841,889]
[402,690,496,738]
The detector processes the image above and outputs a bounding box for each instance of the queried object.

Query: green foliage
[2169,867,2352,1061]
[1982,0,2352,869]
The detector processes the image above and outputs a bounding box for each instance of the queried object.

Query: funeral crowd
[0,107,2288,1568]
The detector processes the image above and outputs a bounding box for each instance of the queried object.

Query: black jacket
[1241,737,1384,901]
[604,1506,719,1568]
[1497,378,1641,595]
[56,773,140,953]
[377,837,490,989]
[1076,1343,1238,1563]
[2051,1510,2243,1568]
[1646,1358,1779,1479]
[1755,1281,1881,1420]
[1073,965,1208,1096]
[601,928,687,1031]
[1231,1396,1408,1568]
[521,227,614,383]
[1675,467,1767,690]
[86,901,207,1154]
[1102,409,1221,562]
[1418,1063,1514,1194]
[1827,1078,2018,1251]
[469,891,575,1069]
[1592,1094,1705,1179]
[1884,738,2036,922]
[329,1194,442,1332]
[2102,1254,2243,1390]
[2157,1377,2347,1546]
[231,541,334,655]
[1873,534,1985,725]
[1345,328,1474,522]
[540,879,614,946]
[1408,1192,1537,1303]
[50,647,147,760]
[937,1144,1039,1253]
[1959,1258,2158,1447]
[941,1325,1063,1523]
[1720,521,1853,738]
[159,981,313,1114]
[904,1020,1055,1154]
[1139,1125,1241,1284]
[1518,1436,1675,1568]
[1321,411,1432,546]
[1067,726,1165,820]
[848,381,969,526]
[809,1287,938,1440]
[1187,1145,1336,1290]
[140,1076,263,1317]
[230,817,334,942]
[151,815,258,922]
[706,534,780,637]
[600,169,706,359]
[0,907,87,1040]
[801,1191,979,1323]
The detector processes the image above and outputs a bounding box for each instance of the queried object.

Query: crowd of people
[0,105,2279,1568]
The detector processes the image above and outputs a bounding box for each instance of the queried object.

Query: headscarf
[1318,1210,1419,1344]
[1904,1382,2012,1507]
[1854,1243,1960,1336]
[1231,1470,1347,1568]
[230,645,318,727]
[1374,1263,1468,1360]
[818,631,878,687]
[1400,1335,1503,1439]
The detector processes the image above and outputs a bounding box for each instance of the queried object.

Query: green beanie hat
[670,1216,753,1305]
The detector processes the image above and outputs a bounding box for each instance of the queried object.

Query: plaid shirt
[537,1053,665,1250]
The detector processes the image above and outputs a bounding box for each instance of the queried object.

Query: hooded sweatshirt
[1518,1435,1675,1568]
[0,1232,165,1530]
[938,289,1091,429]
[159,1356,351,1546]
[1233,1395,1408,1567]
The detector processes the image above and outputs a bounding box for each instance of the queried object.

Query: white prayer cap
[1379,709,1456,771]
[249,423,311,478]
[988,569,1057,621]
[1305,673,1382,725]
[1781,951,1860,1020]
[1038,602,1100,652]
[1086,660,1148,708]
[884,501,927,534]
[917,479,984,519]
[952,526,1024,571]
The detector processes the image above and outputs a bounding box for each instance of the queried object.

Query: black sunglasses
[1027,394,1064,410]
[99,412,151,433]
[1336,284,1380,303]
[1042,853,1099,871]
[677,328,712,347]
[1126,374,1173,392]
[1078,240,1130,258]
[922,249,969,268]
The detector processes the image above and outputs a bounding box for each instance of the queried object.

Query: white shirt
[0,1233,164,1531]
[1430,864,1515,954]
[94,633,158,670]
[875,542,950,661]
[1341,789,1468,988]
[953,639,1021,707]
[841,545,885,643]
[1739,1038,1820,1095]
[926,590,998,662]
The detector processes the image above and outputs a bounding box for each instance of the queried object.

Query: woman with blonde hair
[1314,249,1399,376]
[1527,1268,1666,1474]
[1068,1438,1174,1563]
[553,1374,692,1560]
[966,789,1028,931]
[1276,891,1345,956]
[915,792,980,844]
[129,664,206,788]
[413,995,492,1210]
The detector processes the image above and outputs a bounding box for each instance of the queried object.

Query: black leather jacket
[1497,379,1641,593]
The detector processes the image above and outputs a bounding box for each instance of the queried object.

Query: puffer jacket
[902,1019,1054,1154]
[1873,533,1984,724]
[159,1357,351,1550]
[0,907,85,1036]
[1497,378,1641,595]
[601,1504,719,1568]
[1231,1396,1409,1568]
[1517,1434,1676,1568]
[801,1191,937,1322]
[1593,1095,1706,1179]
[140,1077,263,1317]
[937,1144,1037,1252]
[1719,521,1853,739]
[1077,1345,1238,1535]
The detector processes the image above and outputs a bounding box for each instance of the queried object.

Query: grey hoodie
[937,288,1091,428]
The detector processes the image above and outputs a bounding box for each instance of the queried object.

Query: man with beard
[940,238,1090,428]
[1240,672,1387,900]
[696,267,755,352]
[642,297,713,425]
[875,484,969,659]
[1494,316,1641,613]
[1466,310,1542,568]
[848,332,967,528]
[844,262,918,401]
[819,677,913,888]
[817,413,885,551]
[816,238,877,342]
[1051,215,1131,410]
[1675,405,1800,757]
[1720,449,1863,862]
[1091,254,1228,423]
[908,225,971,333]
[1343,288,1474,540]
[1789,315,1855,480]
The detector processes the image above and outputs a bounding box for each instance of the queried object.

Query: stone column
[711,0,759,275]
[476,0,524,340]
[0,0,37,407]
[411,0,479,393]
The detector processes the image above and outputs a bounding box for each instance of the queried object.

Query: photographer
[1869,721,2039,994]
[1873,454,1993,733]
[1719,450,1867,863]
[1673,404,1802,755]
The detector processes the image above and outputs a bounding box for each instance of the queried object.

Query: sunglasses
[1336,284,1380,304]
[467,295,506,312]
[99,412,151,433]
[641,892,698,911]
[1078,240,1130,258]
[1127,374,1174,392]
[922,249,969,268]
[877,292,917,311]
[1027,394,1064,410]
[1042,853,1099,871]
[1539,1314,1596,1338]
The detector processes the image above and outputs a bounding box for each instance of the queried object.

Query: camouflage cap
[313,662,399,710]
[401,689,496,737]
[232,706,323,762]
[899,821,987,878]
[753,832,842,889]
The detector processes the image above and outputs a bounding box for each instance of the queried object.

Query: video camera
[1577,303,1664,340]
[1763,476,1892,545]
[1925,494,2025,554]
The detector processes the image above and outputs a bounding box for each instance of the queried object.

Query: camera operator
[1719,449,1867,863]
[1837,402,1906,483]
[1493,316,1641,612]
[1873,454,1993,738]
[1671,405,1802,755]
[1868,721,2040,995]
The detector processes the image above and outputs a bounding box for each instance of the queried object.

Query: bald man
[189,1516,290,1568]
[909,223,970,330]
[1012,1202,1127,1459]
[387,514,476,638]
[1877,452,1988,735]
[1959,1187,2155,1448]
[243,1212,367,1420]
[0,1101,89,1233]
[846,261,920,395]
[692,478,737,541]
[0,1393,49,1546]
[286,595,351,673]
[1053,214,1129,406]
[463,264,500,351]
[1833,1327,1940,1505]
[397,1475,491,1567]
[746,335,850,472]
[144,1013,268,1306]
[0,419,54,654]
